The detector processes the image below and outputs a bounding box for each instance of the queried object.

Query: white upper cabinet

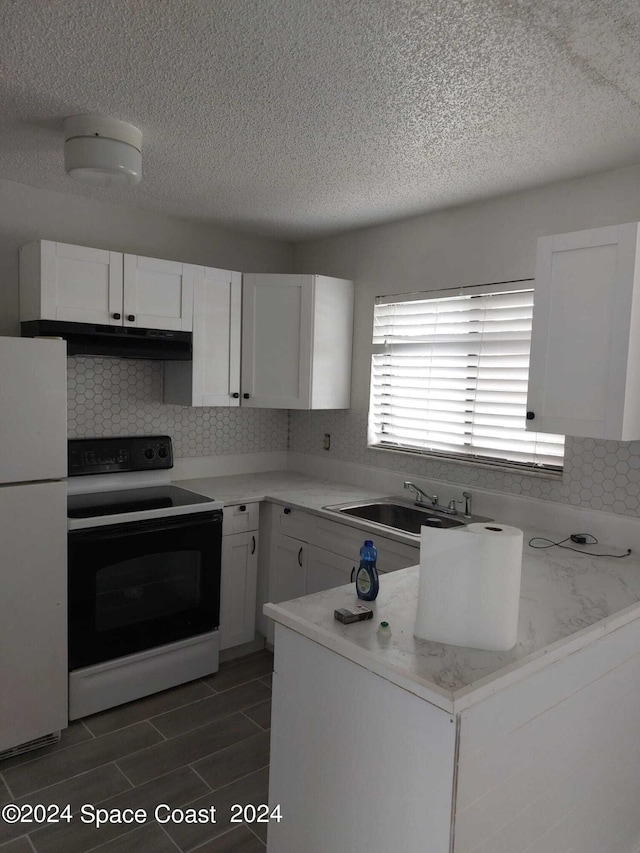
[123,254,195,331]
[20,240,123,326]
[164,266,242,406]
[527,222,640,440]
[242,273,354,409]
[20,240,195,332]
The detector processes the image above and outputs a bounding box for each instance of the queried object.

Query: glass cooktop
[67,486,213,519]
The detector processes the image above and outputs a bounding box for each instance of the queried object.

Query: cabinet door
[198,267,241,405]
[306,546,355,595]
[527,222,640,439]
[241,274,314,408]
[123,255,195,331]
[34,240,123,325]
[270,533,307,604]
[164,267,241,406]
[220,531,259,650]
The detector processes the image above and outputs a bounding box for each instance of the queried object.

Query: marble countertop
[265,539,640,713]
[175,469,386,509]
[175,470,421,546]
[176,469,640,713]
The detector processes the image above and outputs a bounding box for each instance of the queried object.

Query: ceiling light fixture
[63,114,142,187]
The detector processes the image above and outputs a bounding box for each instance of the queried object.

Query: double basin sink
[322,497,491,538]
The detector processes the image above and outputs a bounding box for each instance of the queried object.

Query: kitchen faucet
[404,482,472,517]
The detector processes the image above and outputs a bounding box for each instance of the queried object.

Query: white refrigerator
[0,336,68,754]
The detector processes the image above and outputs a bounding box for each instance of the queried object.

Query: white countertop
[176,469,640,713]
[175,469,386,510]
[265,540,640,713]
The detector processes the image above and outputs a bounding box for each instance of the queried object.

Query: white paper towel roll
[414,522,523,651]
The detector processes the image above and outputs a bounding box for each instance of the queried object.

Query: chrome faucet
[403,481,437,506]
[403,481,457,515]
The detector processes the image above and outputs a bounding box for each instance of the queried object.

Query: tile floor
[0,651,273,853]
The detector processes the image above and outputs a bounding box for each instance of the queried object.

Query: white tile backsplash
[67,357,289,457]
[66,358,640,520]
[289,410,640,519]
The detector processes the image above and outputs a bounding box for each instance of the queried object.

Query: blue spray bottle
[355,540,379,601]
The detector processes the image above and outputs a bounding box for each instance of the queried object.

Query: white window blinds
[369,286,564,470]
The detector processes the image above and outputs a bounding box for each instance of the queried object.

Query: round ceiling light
[63,114,142,188]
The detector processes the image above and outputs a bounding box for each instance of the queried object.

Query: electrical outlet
[323,433,331,451]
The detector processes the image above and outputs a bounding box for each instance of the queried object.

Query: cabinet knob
[232,392,239,398]
[127,314,135,322]
[112,312,121,320]
[283,507,291,515]
[243,393,250,399]
[526,411,535,420]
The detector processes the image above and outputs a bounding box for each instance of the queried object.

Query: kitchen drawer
[316,517,418,572]
[275,504,318,542]
[222,502,260,536]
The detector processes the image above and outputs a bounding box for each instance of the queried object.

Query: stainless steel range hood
[21,320,192,360]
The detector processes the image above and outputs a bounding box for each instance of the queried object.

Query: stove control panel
[69,436,173,476]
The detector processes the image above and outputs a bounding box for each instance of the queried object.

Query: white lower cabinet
[219,504,260,650]
[260,504,419,643]
[305,545,355,594]
[270,533,307,604]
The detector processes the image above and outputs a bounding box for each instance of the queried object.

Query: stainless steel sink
[323,498,475,535]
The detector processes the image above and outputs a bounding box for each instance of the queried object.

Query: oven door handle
[69,511,222,540]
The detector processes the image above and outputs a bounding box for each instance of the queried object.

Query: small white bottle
[377,620,392,643]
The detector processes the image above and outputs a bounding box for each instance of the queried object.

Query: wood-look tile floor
[0,651,273,853]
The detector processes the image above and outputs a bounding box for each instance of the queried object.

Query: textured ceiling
[2,0,640,239]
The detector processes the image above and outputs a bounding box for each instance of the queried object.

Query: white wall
[0,178,293,336]
[290,163,640,519]
[294,162,640,411]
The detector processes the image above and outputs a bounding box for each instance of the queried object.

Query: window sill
[368,443,563,481]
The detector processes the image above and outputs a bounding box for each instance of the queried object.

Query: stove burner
[68,485,213,519]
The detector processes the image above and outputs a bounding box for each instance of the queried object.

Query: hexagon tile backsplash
[289,410,640,519]
[67,357,289,457]
[67,358,640,519]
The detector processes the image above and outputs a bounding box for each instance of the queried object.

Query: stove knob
[144,448,155,460]
[158,447,169,459]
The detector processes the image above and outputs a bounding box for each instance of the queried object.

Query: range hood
[21,320,192,360]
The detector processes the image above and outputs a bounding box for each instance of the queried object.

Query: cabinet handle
[283,507,291,515]
[526,411,535,420]
[112,312,121,320]
[350,566,356,582]
[127,314,135,322]
[251,535,256,555]
[232,392,240,398]
[243,393,250,399]
[298,547,303,566]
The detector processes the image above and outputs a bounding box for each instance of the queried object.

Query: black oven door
[68,510,222,670]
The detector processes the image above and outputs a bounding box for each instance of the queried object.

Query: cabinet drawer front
[316,517,418,572]
[276,505,317,542]
[222,502,260,536]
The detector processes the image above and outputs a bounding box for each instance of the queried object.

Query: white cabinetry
[219,503,260,650]
[260,503,419,642]
[270,533,307,604]
[241,274,354,409]
[268,626,455,853]
[527,222,640,440]
[305,546,355,594]
[20,240,195,331]
[164,267,242,406]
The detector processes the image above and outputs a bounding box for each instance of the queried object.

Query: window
[368,283,564,471]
